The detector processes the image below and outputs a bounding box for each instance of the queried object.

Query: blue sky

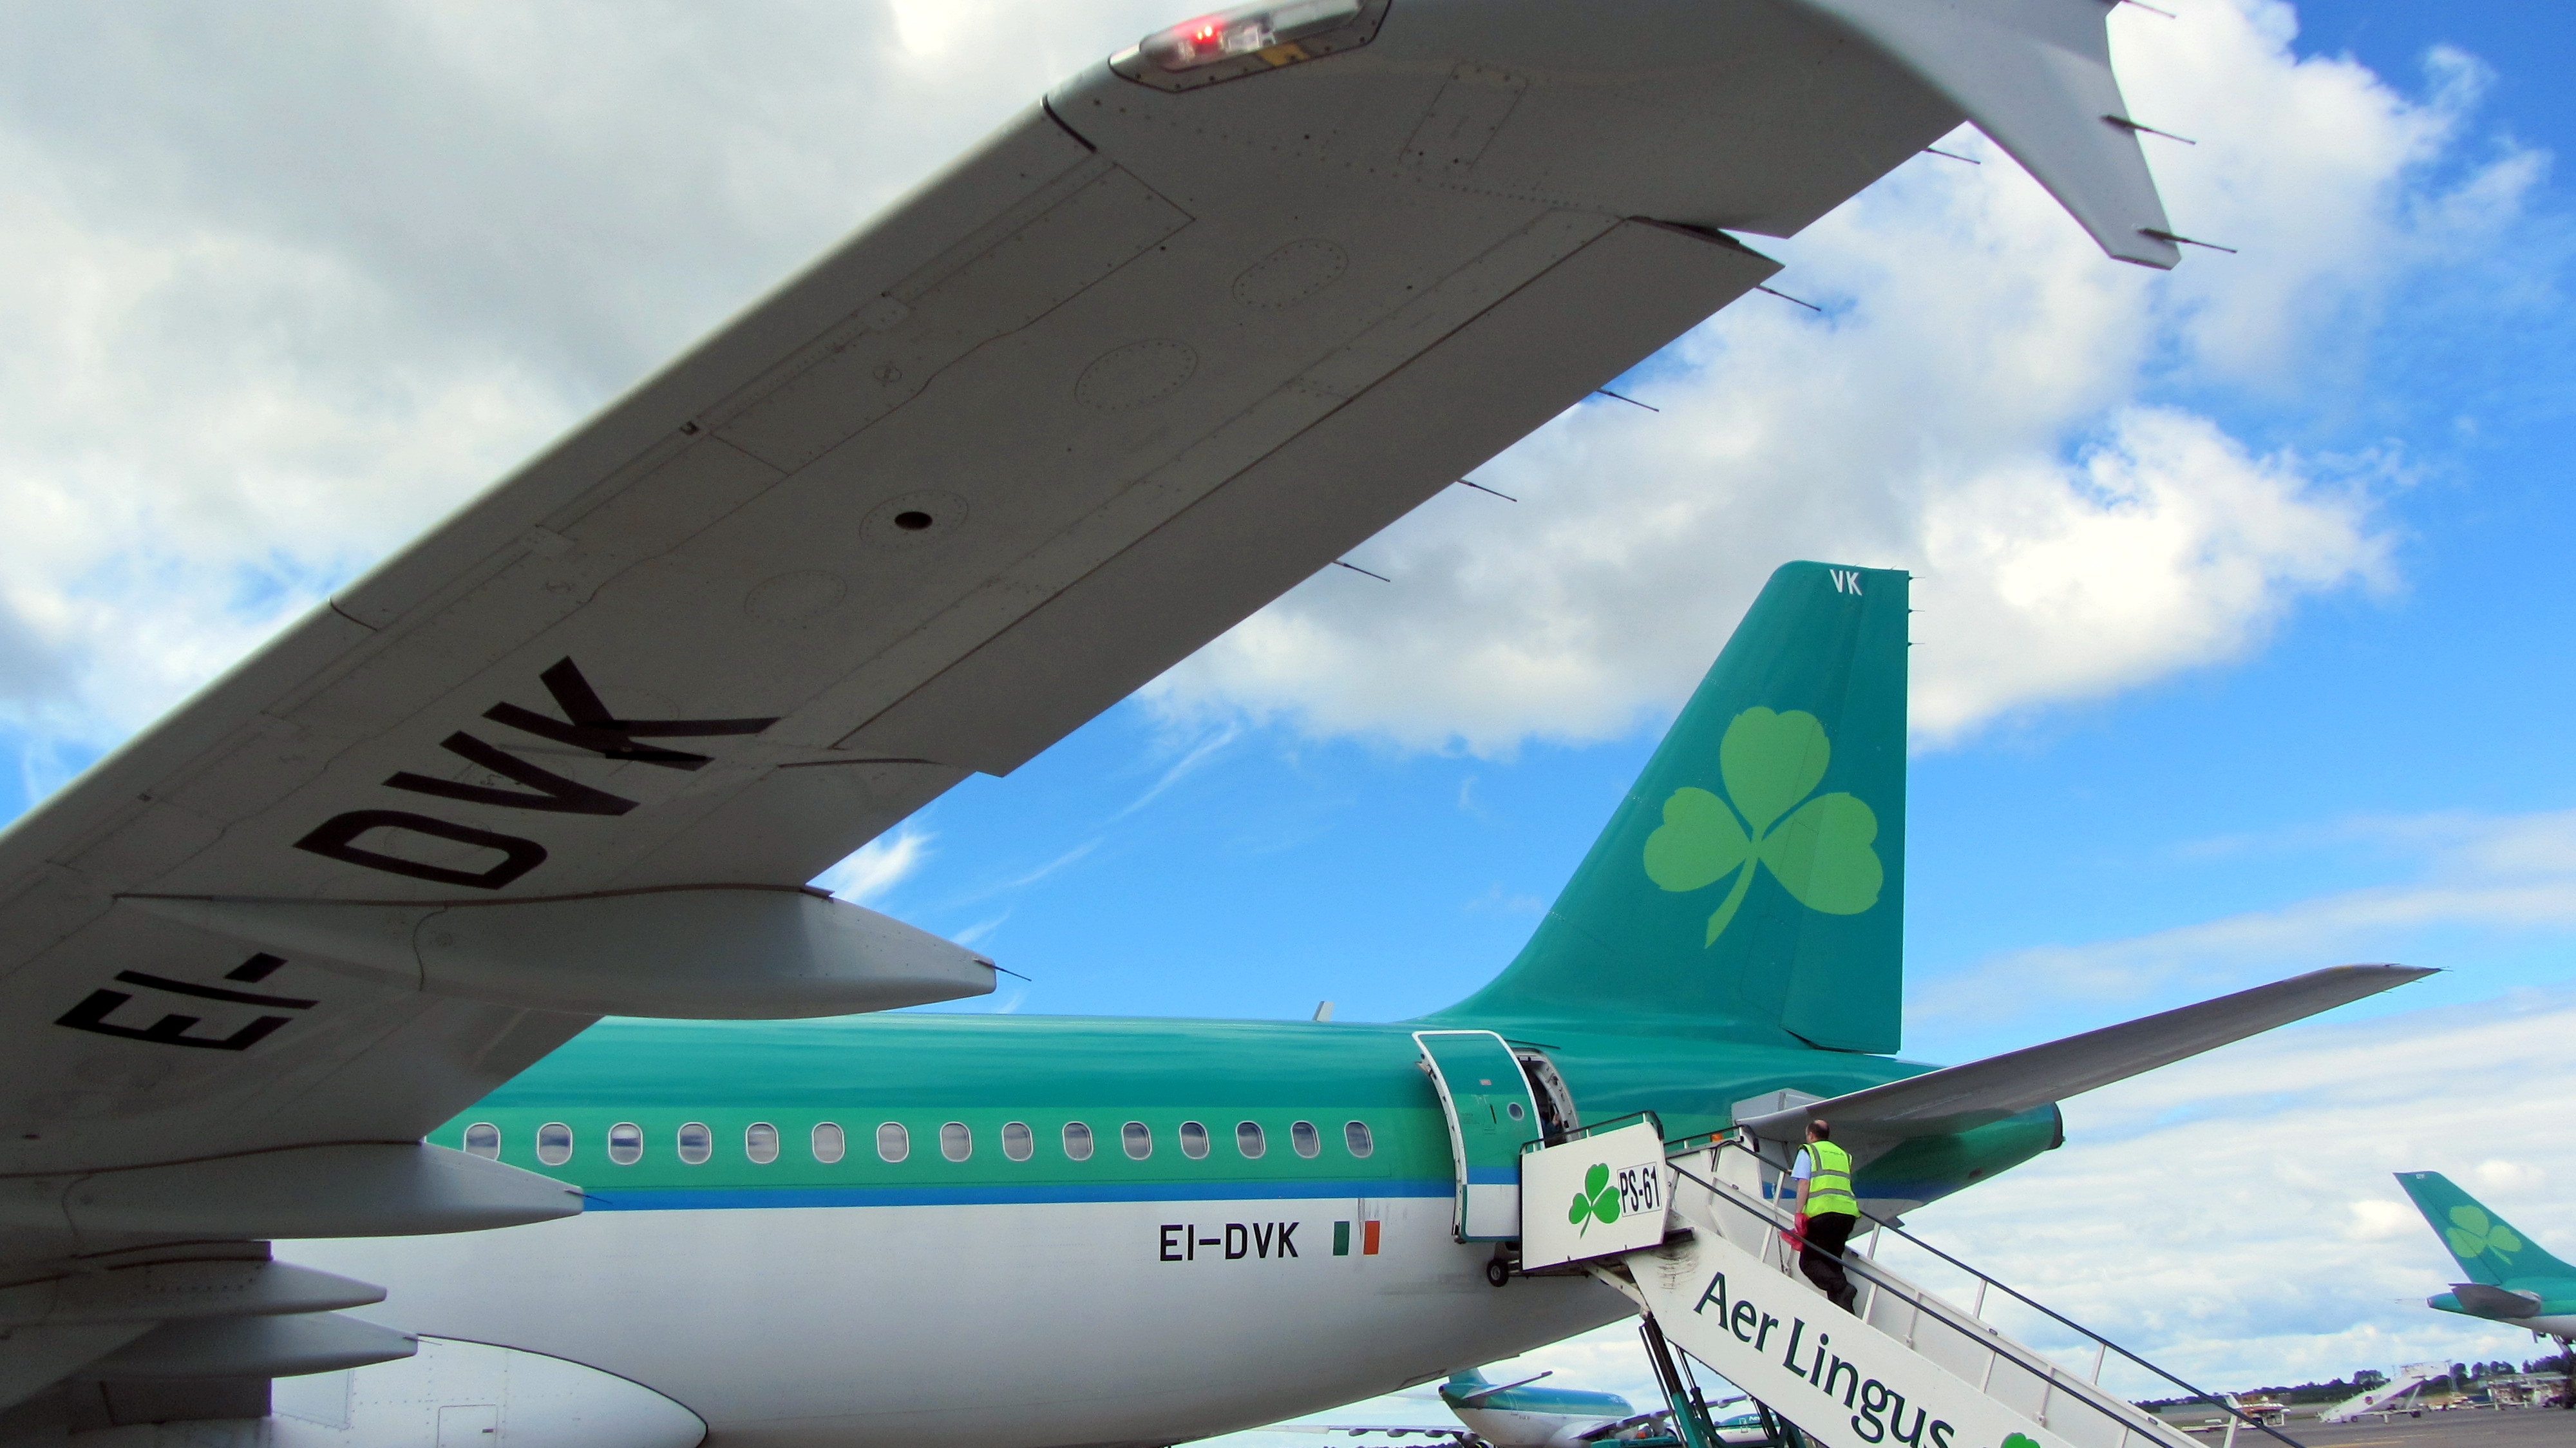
[835,0,2576,1057]
[5,0,2576,1398]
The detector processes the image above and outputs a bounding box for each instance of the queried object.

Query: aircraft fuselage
[290,1013,2058,1448]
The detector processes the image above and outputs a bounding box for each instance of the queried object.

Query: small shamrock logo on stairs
[1642,707,1882,945]
[2447,1204,2523,1266]
[1570,1163,1620,1235]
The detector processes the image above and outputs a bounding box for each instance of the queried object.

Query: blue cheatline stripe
[1465,1166,1519,1185]
[576,1178,1456,1212]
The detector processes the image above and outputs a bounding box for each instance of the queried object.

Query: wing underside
[0,0,2181,1417]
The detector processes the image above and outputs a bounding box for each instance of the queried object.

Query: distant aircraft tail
[1433,561,1908,1051]
[2396,1171,2574,1284]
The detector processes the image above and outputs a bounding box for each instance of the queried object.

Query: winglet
[1787,0,2181,269]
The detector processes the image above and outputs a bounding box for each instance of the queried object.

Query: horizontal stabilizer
[2450,1282,2544,1317]
[1739,964,2433,1152]
[1788,0,2181,267]
[1449,1371,1552,1404]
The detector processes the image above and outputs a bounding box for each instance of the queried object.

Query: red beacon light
[1135,0,1367,74]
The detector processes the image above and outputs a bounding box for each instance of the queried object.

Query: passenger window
[1122,1121,1153,1160]
[535,1122,572,1167]
[877,1123,911,1163]
[608,1122,643,1165]
[1291,1120,1320,1158]
[941,1121,972,1162]
[1179,1121,1209,1159]
[1002,1121,1034,1161]
[1236,1121,1266,1158]
[812,1122,846,1164]
[1343,1120,1374,1158]
[677,1121,712,1165]
[462,1123,500,1159]
[1063,1122,1095,1161]
[745,1122,780,1164]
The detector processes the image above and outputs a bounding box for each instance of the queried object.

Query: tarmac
[2239,1411,2576,1448]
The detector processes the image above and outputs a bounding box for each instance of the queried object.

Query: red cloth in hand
[1782,1210,1808,1250]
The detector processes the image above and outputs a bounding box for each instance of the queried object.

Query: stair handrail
[1665,1137,2304,1448]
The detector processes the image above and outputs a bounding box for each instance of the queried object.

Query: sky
[3,0,2575,1415]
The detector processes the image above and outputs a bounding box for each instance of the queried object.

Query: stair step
[1528,1134,2244,1448]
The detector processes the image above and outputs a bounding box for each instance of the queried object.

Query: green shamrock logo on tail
[2447,1205,2523,1265]
[2002,1434,2043,1448]
[1642,708,1882,945]
[1569,1163,1620,1235]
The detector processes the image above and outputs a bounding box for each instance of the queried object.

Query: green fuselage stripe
[438,1012,2059,1212]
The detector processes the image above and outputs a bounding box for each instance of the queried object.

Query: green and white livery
[289,563,2410,1448]
[0,5,2409,1445]
[2398,1172,2576,1340]
[301,562,1955,1448]
[1276,1367,1675,1448]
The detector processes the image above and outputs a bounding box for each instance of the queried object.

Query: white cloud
[0,0,2525,773]
[1119,723,1242,819]
[1918,805,2576,1024]
[0,0,2537,771]
[952,913,1011,949]
[1148,0,2529,754]
[2345,1199,2418,1243]
[995,839,1102,893]
[0,0,1178,752]
[1884,986,2576,1393]
[2475,1159,2547,1194]
[811,823,933,905]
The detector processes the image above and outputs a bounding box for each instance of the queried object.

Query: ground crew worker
[1791,1118,1861,1312]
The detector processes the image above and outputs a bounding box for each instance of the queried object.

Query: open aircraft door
[1412,1030,1543,1241]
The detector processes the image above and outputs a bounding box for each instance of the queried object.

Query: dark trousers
[1799,1211,1860,1312]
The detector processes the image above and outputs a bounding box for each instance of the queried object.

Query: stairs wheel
[1486,1259,1511,1288]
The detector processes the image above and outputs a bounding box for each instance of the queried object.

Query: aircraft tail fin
[2396,1171,2573,1284]
[1433,561,1908,1049]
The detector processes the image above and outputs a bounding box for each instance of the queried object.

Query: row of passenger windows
[466,1118,1377,1168]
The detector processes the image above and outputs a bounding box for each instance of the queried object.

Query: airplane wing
[1272,1428,1474,1440]
[0,0,2179,1403]
[1738,965,2435,1156]
[1577,1411,1677,1440]
[2448,1284,2544,1318]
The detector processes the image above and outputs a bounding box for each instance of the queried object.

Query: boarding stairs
[1516,1123,2303,1448]
[2316,1364,2445,1423]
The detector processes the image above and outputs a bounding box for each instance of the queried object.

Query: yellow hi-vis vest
[1803,1140,1858,1217]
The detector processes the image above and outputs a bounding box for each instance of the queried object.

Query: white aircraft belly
[1453,1407,1611,1448]
[287,1196,1629,1448]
